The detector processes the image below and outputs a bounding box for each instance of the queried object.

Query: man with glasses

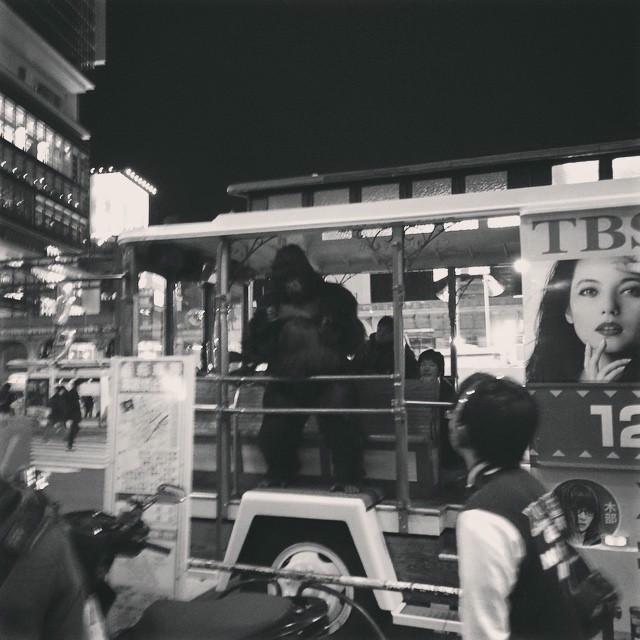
[450,375,582,640]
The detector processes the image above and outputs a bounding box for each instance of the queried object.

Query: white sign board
[104,356,195,600]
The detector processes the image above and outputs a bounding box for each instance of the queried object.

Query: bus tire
[238,516,380,636]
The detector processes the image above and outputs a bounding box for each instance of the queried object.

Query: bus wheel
[239,518,376,635]
[270,541,354,633]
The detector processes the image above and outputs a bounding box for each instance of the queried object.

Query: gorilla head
[270,245,323,303]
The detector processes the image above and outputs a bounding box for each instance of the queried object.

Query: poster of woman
[525,256,640,383]
[553,480,603,546]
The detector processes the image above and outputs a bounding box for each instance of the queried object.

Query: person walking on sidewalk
[65,380,82,451]
[43,386,68,443]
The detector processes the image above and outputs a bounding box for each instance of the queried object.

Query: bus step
[392,602,461,634]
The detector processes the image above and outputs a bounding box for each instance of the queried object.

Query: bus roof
[118,178,640,275]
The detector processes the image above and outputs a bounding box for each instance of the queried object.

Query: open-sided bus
[116,174,640,637]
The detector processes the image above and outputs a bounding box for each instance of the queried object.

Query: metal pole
[482,275,492,349]
[163,276,175,356]
[188,558,460,598]
[202,283,214,372]
[215,238,231,558]
[391,225,409,533]
[447,268,458,387]
[117,245,138,356]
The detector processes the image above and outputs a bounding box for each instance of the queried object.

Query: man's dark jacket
[0,479,87,639]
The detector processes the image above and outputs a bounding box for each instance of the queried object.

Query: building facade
[0,0,106,378]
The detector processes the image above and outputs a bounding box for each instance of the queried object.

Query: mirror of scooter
[155,484,186,504]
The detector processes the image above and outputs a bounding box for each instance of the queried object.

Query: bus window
[25,378,49,414]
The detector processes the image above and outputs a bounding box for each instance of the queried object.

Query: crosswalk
[31,436,108,471]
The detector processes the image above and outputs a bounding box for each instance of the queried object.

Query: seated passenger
[358,316,419,378]
[418,349,464,477]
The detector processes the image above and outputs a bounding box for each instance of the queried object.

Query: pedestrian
[82,395,94,419]
[65,380,83,451]
[43,386,68,443]
[450,374,583,639]
[0,383,12,414]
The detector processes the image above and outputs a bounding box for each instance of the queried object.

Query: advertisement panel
[104,356,195,618]
[522,206,640,635]
[521,206,640,468]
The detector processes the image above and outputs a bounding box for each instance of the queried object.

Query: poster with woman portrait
[520,206,640,467]
[521,206,640,384]
[552,479,620,547]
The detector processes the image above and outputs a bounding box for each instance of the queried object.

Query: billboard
[520,206,640,469]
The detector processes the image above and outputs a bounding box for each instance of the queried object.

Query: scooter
[63,484,332,639]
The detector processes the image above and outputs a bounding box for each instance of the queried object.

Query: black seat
[127,592,327,640]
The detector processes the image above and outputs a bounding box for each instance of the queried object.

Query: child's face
[565,258,640,356]
[419,359,439,380]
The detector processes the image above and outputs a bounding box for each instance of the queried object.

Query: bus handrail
[201,373,395,384]
[188,558,461,598]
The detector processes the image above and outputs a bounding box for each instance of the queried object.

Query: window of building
[0,91,88,186]
[37,141,49,164]
[370,271,436,302]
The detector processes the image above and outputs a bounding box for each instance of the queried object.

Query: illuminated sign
[90,172,150,241]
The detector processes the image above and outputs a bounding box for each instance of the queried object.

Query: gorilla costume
[242,244,366,491]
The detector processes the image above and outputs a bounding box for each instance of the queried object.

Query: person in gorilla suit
[242,244,366,493]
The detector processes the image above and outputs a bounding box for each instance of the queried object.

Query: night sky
[80,0,640,224]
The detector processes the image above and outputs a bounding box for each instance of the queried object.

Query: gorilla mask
[270,245,323,303]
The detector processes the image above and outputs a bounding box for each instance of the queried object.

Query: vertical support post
[163,276,175,356]
[215,238,231,558]
[242,281,252,332]
[482,275,491,349]
[202,283,214,373]
[117,245,138,356]
[447,268,458,386]
[391,225,409,533]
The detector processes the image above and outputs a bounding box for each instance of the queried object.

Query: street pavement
[32,436,108,472]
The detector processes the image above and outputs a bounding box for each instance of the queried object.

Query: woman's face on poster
[565,257,640,356]
[576,507,594,533]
